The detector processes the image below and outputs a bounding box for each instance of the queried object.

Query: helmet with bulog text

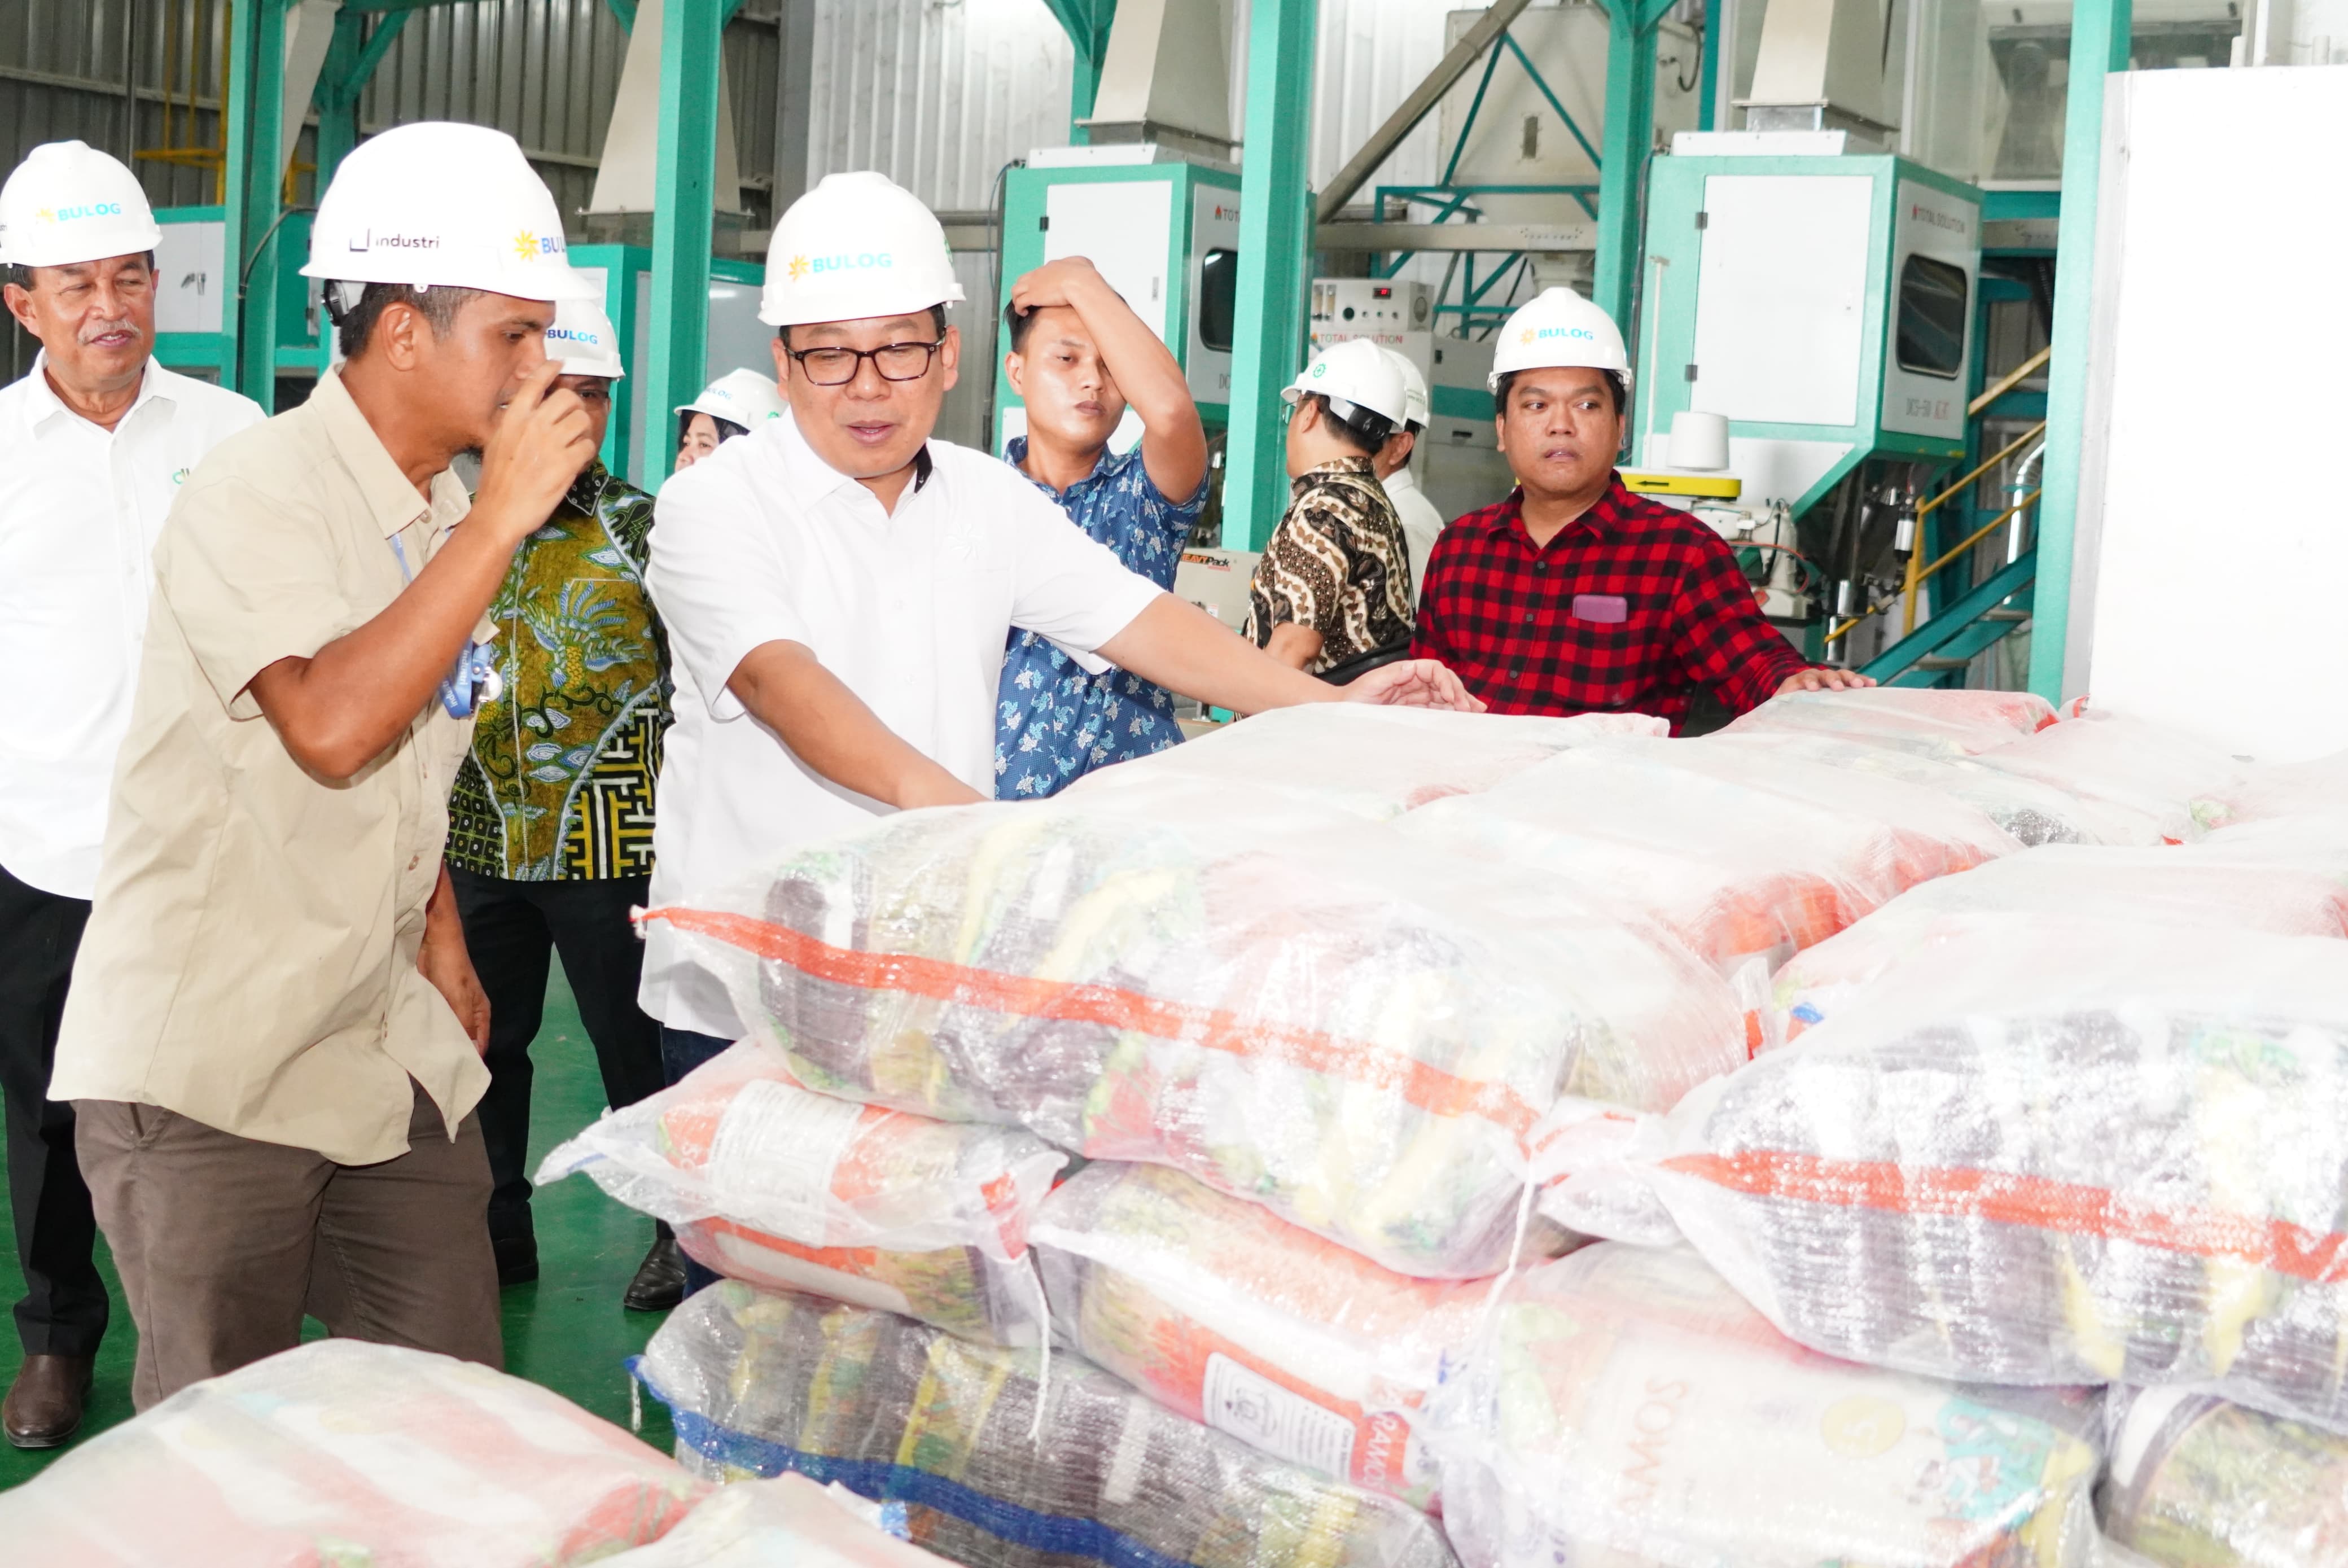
[301,121,597,301]
[760,171,965,328]
[545,298,625,379]
[1487,286,1631,395]
[0,141,161,268]
[677,368,787,430]
[1284,338,1410,448]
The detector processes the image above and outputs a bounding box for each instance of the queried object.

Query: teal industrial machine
[1631,143,1991,668]
[991,151,1243,457]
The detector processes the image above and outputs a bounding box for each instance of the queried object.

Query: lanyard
[389,531,503,719]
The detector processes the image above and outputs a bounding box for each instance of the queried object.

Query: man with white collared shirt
[640,173,1484,1135]
[0,141,262,1447]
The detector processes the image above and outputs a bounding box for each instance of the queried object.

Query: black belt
[1314,642,1414,687]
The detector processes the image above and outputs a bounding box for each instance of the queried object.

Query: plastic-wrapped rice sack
[602,1473,956,1567]
[1720,687,2057,756]
[2189,748,2348,835]
[647,807,1746,1278]
[0,1339,706,1565]
[1062,706,1665,822]
[538,1043,1063,1344]
[1533,923,2348,1433]
[1398,735,2019,983]
[633,1280,1462,1568]
[1970,710,2249,846]
[1031,1162,1496,1511]
[1425,1242,2104,1568]
[1699,729,2112,846]
[1769,844,2348,1041]
[2099,1387,2348,1566]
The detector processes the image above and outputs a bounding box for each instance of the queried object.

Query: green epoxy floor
[0,969,674,1490]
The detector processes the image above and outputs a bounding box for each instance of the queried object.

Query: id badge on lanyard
[388,532,503,719]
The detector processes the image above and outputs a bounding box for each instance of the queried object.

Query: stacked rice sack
[2099,1388,2348,1566]
[0,1341,708,1564]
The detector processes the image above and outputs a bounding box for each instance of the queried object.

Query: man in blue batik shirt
[995,257,1210,797]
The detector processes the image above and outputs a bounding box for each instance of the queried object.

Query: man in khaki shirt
[48,122,601,1408]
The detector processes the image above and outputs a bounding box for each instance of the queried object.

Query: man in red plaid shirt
[1413,289,1870,732]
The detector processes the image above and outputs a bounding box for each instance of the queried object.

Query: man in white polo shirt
[642,172,1481,1091]
[0,141,262,1446]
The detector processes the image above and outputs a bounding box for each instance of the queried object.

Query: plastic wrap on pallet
[2191,748,2348,835]
[1424,1242,2105,1568]
[633,1280,1462,1568]
[2100,1386,2348,1567]
[538,1043,1063,1346]
[602,1473,954,1567]
[1719,687,2058,755]
[1534,923,2348,1433]
[1031,1162,1495,1511]
[1061,706,1665,821]
[1699,729,2117,846]
[0,1339,706,1565]
[1970,710,2249,846]
[1769,843,2348,1042]
[1397,735,2019,982]
[646,807,1746,1279]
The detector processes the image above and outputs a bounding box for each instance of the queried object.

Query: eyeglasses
[785,338,946,386]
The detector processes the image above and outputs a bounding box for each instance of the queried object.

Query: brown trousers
[75,1085,501,1410]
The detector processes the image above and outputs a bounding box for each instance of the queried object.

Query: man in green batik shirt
[443,301,682,1311]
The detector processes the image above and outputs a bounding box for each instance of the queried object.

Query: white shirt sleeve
[646,462,810,721]
[996,471,1164,676]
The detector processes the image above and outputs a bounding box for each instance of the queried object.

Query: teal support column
[1591,0,1668,327]
[222,0,291,407]
[645,0,723,494]
[1697,0,1721,132]
[1040,0,1115,144]
[1224,0,1319,551]
[2026,0,2131,703]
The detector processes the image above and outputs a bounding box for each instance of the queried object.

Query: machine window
[1198,248,1238,352]
[1895,254,1969,379]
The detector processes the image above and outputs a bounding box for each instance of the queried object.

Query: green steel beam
[2026,0,2131,704]
[314,11,409,193]
[1039,0,1115,143]
[1224,0,1319,551]
[1696,2,1720,131]
[222,0,291,408]
[1591,0,1659,329]
[604,0,637,28]
[646,0,724,494]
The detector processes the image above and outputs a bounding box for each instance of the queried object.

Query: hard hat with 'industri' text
[1284,338,1410,445]
[1488,287,1631,394]
[678,367,788,430]
[0,142,162,269]
[301,122,598,302]
[545,298,625,380]
[760,172,965,329]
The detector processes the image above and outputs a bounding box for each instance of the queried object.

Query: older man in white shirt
[0,141,261,1447]
[641,173,1482,1144]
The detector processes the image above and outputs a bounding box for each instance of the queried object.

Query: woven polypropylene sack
[1031,1162,1496,1512]
[601,1473,955,1567]
[0,1339,706,1565]
[1719,687,2057,756]
[647,806,1745,1278]
[1970,710,2249,846]
[1769,843,2348,1042]
[1060,706,1665,821]
[1398,735,2019,983]
[1699,729,2116,847]
[2191,749,2348,835]
[537,1043,1063,1344]
[2100,1387,2348,1567]
[1424,1242,2104,1568]
[1535,923,2348,1433]
[633,1281,1461,1568]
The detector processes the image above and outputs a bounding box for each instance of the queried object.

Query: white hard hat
[0,141,161,268]
[1488,287,1632,393]
[1284,338,1411,443]
[301,122,597,302]
[1383,347,1429,431]
[545,298,625,379]
[760,171,965,329]
[677,367,787,430]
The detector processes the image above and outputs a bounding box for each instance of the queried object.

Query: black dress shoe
[623,1235,687,1312]
[5,1354,94,1449]
[494,1232,541,1288]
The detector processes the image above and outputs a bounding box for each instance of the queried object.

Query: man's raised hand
[472,358,594,545]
